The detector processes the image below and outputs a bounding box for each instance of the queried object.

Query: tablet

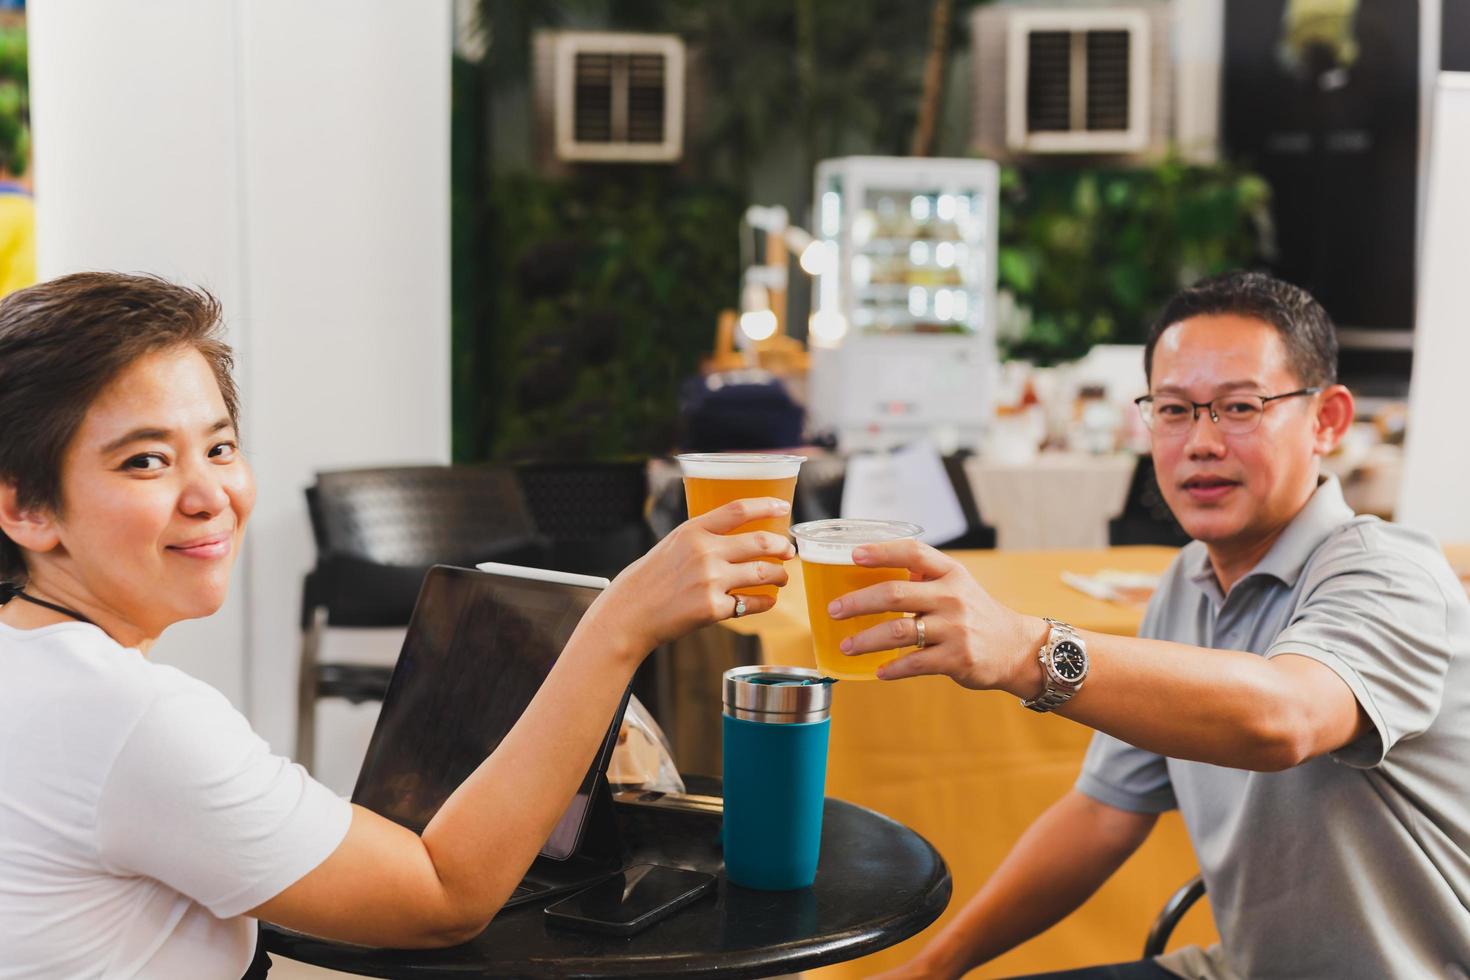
[351,563,629,862]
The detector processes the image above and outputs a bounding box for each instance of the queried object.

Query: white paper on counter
[840,440,968,546]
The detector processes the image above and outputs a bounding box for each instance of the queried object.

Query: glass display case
[808,156,1001,451]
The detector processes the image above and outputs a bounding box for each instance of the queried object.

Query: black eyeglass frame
[1133,386,1323,433]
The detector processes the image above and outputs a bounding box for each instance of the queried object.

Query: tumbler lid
[723,665,834,724]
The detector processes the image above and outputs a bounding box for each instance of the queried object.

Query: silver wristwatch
[1021,618,1089,713]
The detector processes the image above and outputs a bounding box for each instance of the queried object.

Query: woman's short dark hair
[1144,271,1338,388]
[0,272,238,582]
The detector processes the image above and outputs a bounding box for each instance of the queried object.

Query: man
[840,272,1470,978]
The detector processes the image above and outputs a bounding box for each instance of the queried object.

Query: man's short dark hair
[1144,271,1338,388]
[0,272,238,582]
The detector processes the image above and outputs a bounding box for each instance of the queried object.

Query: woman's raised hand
[596,497,796,655]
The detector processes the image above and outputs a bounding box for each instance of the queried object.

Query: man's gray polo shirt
[1077,476,1470,979]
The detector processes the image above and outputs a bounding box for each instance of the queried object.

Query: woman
[0,272,795,978]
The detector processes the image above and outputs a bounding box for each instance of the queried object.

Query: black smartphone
[543,864,716,937]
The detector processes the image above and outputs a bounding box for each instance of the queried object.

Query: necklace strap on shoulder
[0,586,96,626]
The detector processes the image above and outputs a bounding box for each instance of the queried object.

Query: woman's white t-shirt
[0,620,352,979]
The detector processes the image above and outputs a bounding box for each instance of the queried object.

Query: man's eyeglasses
[1134,387,1322,437]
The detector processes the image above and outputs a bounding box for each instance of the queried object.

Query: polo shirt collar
[1186,475,1355,600]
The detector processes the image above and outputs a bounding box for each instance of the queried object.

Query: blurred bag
[680,369,804,451]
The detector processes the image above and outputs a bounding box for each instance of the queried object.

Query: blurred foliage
[996,157,1274,364]
[451,53,495,464]
[0,25,27,177]
[665,0,933,184]
[461,172,741,461]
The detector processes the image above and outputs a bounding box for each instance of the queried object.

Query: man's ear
[0,482,60,557]
[1313,384,1355,456]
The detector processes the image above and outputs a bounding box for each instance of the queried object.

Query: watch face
[1051,640,1087,682]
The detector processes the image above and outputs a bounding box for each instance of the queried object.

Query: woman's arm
[250,497,794,946]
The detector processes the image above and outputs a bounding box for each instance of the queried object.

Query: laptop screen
[351,564,628,861]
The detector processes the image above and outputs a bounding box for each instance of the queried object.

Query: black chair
[296,465,550,771]
[938,452,997,550]
[647,474,689,541]
[513,460,654,580]
[1144,874,1207,957]
[1109,454,1192,547]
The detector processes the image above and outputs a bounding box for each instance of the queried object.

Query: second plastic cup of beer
[676,453,805,600]
[791,518,924,680]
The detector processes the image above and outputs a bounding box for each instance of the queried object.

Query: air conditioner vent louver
[1085,30,1131,131]
[573,53,614,143]
[626,54,666,143]
[1026,31,1072,133]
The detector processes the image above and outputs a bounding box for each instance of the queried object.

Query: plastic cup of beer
[791,518,924,681]
[676,453,805,600]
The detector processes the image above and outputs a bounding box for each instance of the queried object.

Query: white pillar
[1399,73,1470,542]
[28,0,252,702]
[1173,0,1223,164]
[28,1,452,753]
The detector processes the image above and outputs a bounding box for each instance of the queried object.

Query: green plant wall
[996,158,1273,364]
[466,173,742,461]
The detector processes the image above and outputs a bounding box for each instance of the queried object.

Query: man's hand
[826,538,1049,697]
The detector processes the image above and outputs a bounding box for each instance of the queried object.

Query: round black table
[262,783,951,979]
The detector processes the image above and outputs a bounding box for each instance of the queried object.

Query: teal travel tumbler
[722,665,833,890]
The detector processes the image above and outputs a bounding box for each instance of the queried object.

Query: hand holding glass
[677,454,805,600]
[791,519,924,681]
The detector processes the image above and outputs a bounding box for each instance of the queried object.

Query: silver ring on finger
[732,595,748,619]
[914,616,927,650]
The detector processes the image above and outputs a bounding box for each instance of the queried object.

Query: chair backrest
[1109,454,1192,547]
[792,455,846,525]
[513,460,653,579]
[514,460,649,540]
[939,452,997,550]
[311,465,539,568]
[648,476,689,541]
[1144,874,1207,957]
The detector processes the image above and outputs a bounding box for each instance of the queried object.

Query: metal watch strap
[1021,617,1084,713]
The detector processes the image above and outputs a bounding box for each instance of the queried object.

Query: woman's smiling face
[33,345,254,643]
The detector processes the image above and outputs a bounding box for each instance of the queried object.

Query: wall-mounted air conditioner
[971,2,1175,162]
[546,31,685,164]
[1007,8,1150,153]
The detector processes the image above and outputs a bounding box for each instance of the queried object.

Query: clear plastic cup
[791,518,924,680]
[676,453,805,599]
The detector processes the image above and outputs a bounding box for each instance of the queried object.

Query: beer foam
[676,453,805,480]
[791,519,923,565]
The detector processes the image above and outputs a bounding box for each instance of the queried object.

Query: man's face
[1149,314,1326,549]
